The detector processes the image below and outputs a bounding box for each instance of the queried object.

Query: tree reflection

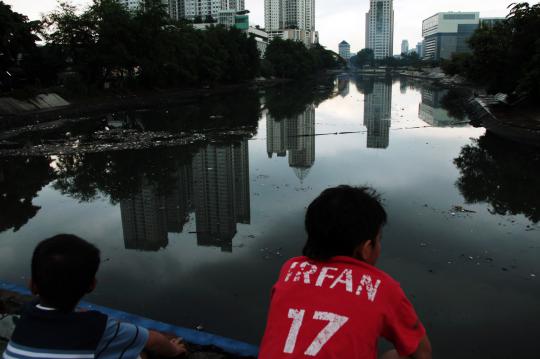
[53,147,195,204]
[0,157,54,233]
[265,77,337,120]
[454,133,540,223]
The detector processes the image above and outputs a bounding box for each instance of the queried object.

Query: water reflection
[117,139,251,252]
[0,157,54,233]
[419,87,469,127]
[266,106,316,181]
[364,79,392,149]
[192,140,250,251]
[454,132,540,223]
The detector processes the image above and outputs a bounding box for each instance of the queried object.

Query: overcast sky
[8,0,514,53]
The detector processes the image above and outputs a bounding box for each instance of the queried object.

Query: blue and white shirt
[3,304,149,359]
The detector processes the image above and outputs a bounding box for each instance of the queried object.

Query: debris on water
[419,242,428,248]
[501,267,509,272]
[195,324,204,331]
[247,235,256,239]
[452,205,476,214]
[468,256,474,260]
[529,273,536,279]
[484,257,494,263]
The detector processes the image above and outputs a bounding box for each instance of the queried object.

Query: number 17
[283,308,349,356]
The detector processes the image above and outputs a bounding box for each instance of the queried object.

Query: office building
[365,0,394,59]
[339,41,351,60]
[401,40,409,55]
[192,141,250,252]
[364,80,392,149]
[265,0,317,46]
[422,12,480,60]
[267,105,316,181]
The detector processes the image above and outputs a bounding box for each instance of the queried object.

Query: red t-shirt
[259,256,426,359]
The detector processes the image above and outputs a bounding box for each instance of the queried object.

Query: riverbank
[0,289,256,359]
[0,79,288,131]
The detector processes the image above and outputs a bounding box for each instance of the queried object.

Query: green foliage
[33,0,260,89]
[264,39,343,79]
[350,48,374,67]
[442,2,540,99]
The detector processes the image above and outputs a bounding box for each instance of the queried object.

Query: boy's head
[303,185,387,264]
[31,235,100,311]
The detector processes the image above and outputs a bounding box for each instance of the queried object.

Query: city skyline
[8,0,513,53]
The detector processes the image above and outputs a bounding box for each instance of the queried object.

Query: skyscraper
[401,40,409,55]
[365,0,394,59]
[364,80,392,149]
[264,0,317,46]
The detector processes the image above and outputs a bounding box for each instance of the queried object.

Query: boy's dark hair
[31,235,100,311]
[303,186,387,261]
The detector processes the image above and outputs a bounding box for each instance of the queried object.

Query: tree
[351,48,374,68]
[0,1,41,88]
[264,38,314,79]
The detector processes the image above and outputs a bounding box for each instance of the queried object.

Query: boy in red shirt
[259,186,432,359]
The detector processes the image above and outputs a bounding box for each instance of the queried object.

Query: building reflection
[337,76,350,97]
[418,87,467,127]
[120,140,250,252]
[192,140,250,252]
[266,105,316,182]
[364,80,392,149]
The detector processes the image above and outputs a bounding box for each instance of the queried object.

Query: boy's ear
[360,240,375,262]
[353,240,373,262]
[29,279,39,296]
[86,278,97,294]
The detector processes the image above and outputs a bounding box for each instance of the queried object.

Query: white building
[339,40,351,60]
[248,27,270,58]
[422,12,480,60]
[265,0,317,46]
[401,40,409,55]
[365,0,394,59]
[184,0,244,20]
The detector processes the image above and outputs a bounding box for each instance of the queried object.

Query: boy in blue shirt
[3,235,186,359]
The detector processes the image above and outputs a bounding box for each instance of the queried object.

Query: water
[1,76,539,358]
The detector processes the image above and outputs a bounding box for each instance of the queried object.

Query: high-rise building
[365,0,394,59]
[168,0,186,20]
[401,40,409,55]
[267,105,316,181]
[184,0,244,20]
[422,12,480,60]
[416,41,424,57]
[265,0,317,47]
[192,141,250,252]
[480,17,505,28]
[364,80,392,149]
[339,41,351,60]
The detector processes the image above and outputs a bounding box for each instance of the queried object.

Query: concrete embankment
[0,93,70,115]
